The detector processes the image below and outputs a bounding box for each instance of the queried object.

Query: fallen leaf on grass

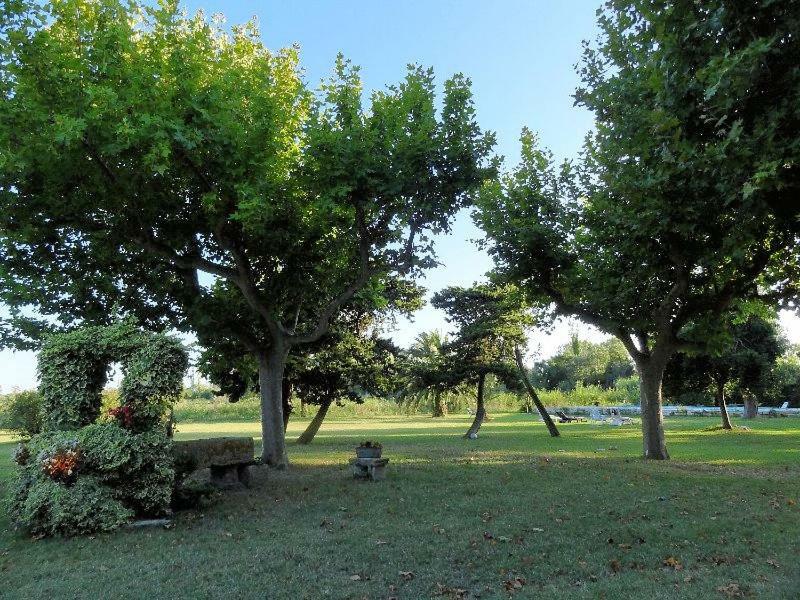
[399,571,414,581]
[433,583,468,598]
[503,576,526,593]
[375,540,388,546]
[609,559,622,573]
[716,583,746,598]
[663,556,683,571]
[766,559,780,569]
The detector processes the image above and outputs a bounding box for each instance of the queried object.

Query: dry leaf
[663,556,683,571]
[503,576,526,593]
[399,571,414,581]
[716,583,746,598]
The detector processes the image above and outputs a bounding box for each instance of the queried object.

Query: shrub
[11,476,132,537]
[182,385,218,402]
[10,323,188,537]
[537,379,640,407]
[10,422,176,535]
[0,390,42,438]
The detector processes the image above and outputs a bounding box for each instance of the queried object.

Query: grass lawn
[1,414,798,599]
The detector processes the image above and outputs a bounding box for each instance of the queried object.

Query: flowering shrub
[40,441,81,484]
[10,323,188,537]
[108,405,134,429]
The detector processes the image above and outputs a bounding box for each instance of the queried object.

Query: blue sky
[2,1,798,390]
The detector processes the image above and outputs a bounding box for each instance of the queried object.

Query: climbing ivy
[11,322,187,536]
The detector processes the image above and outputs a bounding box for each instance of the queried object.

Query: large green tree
[0,0,495,466]
[476,1,800,459]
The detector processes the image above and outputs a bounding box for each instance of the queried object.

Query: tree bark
[258,347,289,468]
[637,359,669,460]
[432,394,446,418]
[282,378,293,432]
[716,380,733,430]
[743,394,758,419]
[297,399,332,445]
[465,373,487,438]
[514,345,560,437]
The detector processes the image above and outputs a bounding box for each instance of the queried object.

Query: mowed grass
[1,414,799,599]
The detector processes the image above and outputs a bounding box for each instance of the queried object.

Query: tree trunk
[282,378,293,432]
[297,399,332,445]
[300,400,307,418]
[716,380,732,430]
[258,347,289,468]
[637,360,669,460]
[432,393,446,418]
[514,345,560,437]
[465,373,486,438]
[743,394,758,419]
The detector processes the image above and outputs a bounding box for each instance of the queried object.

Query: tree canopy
[475,0,800,459]
[532,335,634,392]
[0,0,496,466]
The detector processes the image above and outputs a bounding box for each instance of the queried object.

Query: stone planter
[355,446,382,459]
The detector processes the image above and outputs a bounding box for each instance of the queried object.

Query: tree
[432,284,559,438]
[398,331,466,417]
[664,313,784,429]
[476,2,800,459]
[197,277,420,442]
[293,330,400,445]
[763,349,800,408]
[532,335,634,392]
[0,0,495,467]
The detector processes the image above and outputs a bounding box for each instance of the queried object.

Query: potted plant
[355,441,382,459]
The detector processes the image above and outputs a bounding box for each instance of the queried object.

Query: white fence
[557,405,800,418]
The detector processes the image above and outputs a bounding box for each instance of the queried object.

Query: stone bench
[350,457,389,481]
[173,437,256,489]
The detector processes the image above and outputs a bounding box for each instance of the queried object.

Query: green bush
[182,385,219,402]
[0,390,43,438]
[11,475,132,537]
[11,323,188,537]
[537,379,640,407]
[10,422,175,535]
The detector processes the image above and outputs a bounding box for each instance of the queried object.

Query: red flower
[108,405,134,428]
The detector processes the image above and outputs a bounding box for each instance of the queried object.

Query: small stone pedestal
[350,457,389,481]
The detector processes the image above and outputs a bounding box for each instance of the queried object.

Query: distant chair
[587,406,605,423]
[555,410,585,423]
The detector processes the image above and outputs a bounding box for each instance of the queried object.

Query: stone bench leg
[237,464,251,488]
[210,464,240,489]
